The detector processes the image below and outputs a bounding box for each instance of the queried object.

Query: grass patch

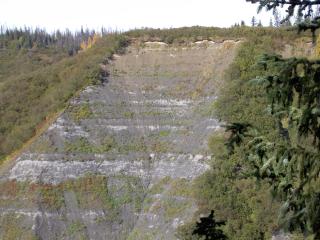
[194,101,216,117]
[149,176,171,194]
[150,140,171,153]
[0,174,145,213]
[69,103,93,122]
[64,135,171,154]
[117,137,148,153]
[127,229,155,240]
[0,213,38,240]
[67,220,86,236]
[123,111,135,119]
[167,178,193,197]
[29,137,57,153]
[107,175,146,212]
[64,136,117,154]
[65,137,96,153]
[0,180,41,208]
[39,184,65,209]
[162,198,192,220]
[158,130,170,137]
[141,110,163,117]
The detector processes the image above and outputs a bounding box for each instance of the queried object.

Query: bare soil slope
[0,40,240,240]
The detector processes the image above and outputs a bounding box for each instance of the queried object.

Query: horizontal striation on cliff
[0,41,240,240]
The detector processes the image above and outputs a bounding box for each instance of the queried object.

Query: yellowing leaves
[80,33,101,51]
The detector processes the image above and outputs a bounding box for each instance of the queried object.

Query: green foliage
[123,111,135,119]
[247,0,320,41]
[149,177,171,194]
[39,184,65,209]
[0,213,38,240]
[180,35,304,240]
[162,198,192,220]
[180,133,282,239]
[193,148,281,239]
[69,103,93,122]
[150,140,171,153]
[167,178,193,197]
[101,136,118,153]
[64,135,171,155]
[67,221,86,237]
[65,137,97,153]
[254,54,320,147]
[215,38,278,133]
[0,34,128,162]
[0,26,304,163]
[117,137,148,153]
[224,123,252,154]
[65,136,117,154]
[225,54,320,238]
[158,130,171,137]
[0,26,100,53]
[192,210,227,240]
[247,0,317,19]
[126,26,301,45]
[0,174,144,214]
[176,222,202,240]
[223,1,320,237]
[65,175,114,210]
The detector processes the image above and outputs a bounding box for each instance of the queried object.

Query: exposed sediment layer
[0,41,240,239]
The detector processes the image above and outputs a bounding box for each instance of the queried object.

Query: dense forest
[0,26,114,55]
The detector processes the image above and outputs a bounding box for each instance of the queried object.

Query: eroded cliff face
[0,40,240,239]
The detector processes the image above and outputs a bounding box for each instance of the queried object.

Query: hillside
[0,36,242,239]
[0,27,314,239]
[0,26,303,163]
[0,33,127,161]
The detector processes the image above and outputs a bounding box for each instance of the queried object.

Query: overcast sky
[1,0,276,32]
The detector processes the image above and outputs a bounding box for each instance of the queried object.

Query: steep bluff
[0,40,240,239]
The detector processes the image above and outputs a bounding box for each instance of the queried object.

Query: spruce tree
[269,18,274,27]
[192,211,227,240]
[224,1,320,238]
[251,16,257,26]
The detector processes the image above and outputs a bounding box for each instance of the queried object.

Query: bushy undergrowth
[177,35,308,239]
[126,26,302,44]
[0,174,144,211]
[0,25,313,238]
[0,34,127,162]
[0,26,306,162]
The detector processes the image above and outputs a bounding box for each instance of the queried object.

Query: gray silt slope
[0,40,240,240]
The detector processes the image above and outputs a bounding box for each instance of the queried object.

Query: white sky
[1,0,276,32]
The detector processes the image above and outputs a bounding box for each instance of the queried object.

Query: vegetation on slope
[0,26,314,239]
[212,0,320,238]
[0,26,110,55]
[126,25,303,44]
[0,33,127,162]
[0,174,144,239]
[0,26,305,163]
[177,33,312,239]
